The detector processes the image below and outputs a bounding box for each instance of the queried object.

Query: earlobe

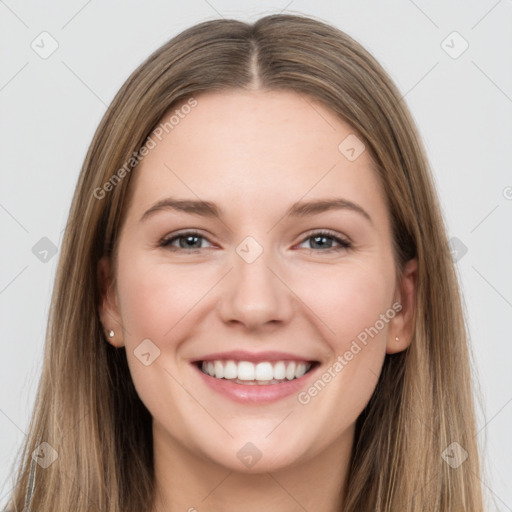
[386,258,418,354]
[97,256,124,348]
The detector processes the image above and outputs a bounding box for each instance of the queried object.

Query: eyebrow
[140,196,373,225]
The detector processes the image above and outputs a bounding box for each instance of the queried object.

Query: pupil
[313,235,330,249]
[182,235,200,248]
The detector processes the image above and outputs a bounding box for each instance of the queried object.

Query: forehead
[125,89,388,227]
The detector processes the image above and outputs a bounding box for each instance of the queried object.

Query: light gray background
[1,0,511,509]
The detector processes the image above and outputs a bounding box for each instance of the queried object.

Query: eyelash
[158,230,352,254]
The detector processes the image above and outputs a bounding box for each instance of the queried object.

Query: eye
[158,229,352,254]
[297,230,352,253]
[159,231,212,252]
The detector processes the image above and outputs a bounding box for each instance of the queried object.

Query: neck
[150,421,354,512]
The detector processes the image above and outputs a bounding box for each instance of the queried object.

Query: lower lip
[192,363,319,404]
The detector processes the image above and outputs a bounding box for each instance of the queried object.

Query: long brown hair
[3,13,484,511]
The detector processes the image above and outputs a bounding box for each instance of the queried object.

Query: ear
[386,258,417,354]
[97,255,124,348]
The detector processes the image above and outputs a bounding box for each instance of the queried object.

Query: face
[98,89,416,473]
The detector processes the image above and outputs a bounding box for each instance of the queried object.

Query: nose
[218,243,294,331]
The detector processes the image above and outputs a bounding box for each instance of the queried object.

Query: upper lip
[190,350,318,364]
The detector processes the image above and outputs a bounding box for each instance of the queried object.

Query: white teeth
[295,362,307,379]
[200,359,313,383]
[224,360,238,379]
[214,361,224,379]
[273,361,286,380]
[285,362,296,380]
[237,361,255,381]
[255,362,273,380]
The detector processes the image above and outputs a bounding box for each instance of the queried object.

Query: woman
[3,13,484,511]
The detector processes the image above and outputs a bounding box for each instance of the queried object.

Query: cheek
[294,260,394,348]
[292,263,394,423]
[114,254,208,431]
[116,252,208,340]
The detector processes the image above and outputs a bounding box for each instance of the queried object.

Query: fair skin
[98,89,417,512]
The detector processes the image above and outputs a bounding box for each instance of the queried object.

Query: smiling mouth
[195,359,320,385]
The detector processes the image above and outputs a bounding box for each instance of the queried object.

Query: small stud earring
[108,329,115,338]
[395,336,399,342]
